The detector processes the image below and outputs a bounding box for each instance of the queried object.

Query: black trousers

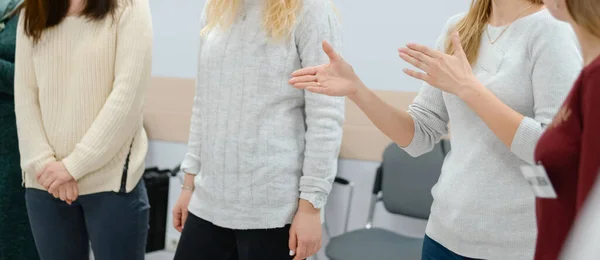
[174,213,294,260]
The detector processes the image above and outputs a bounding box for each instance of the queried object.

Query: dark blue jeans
[25,180,150,260]
[422,235,480,260]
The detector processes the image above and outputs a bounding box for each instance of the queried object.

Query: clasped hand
[37,162,78,204]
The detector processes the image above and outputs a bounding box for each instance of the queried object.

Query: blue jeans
[25,180,150,260]
[421,235,480,260]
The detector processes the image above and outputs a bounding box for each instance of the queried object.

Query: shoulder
[296,0,338,30]
[298,0,336,21]
[527,10,576,46]
[583,57,600,83]
[432,12,465,48]
[116,0,150,18]
[300,0,334,11]
[444,12,467,31]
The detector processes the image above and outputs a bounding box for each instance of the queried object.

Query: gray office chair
[325,140,450,260]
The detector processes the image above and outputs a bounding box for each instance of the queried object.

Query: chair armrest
[334,176,352,186]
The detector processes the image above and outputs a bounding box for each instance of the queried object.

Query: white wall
[147,0,470,258]
[149,0,469,90]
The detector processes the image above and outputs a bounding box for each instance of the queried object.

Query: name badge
[520,164,557,199]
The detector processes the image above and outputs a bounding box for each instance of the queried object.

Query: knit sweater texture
[405,10,581,259]
[181,0,344,229]
[14,0,153,194]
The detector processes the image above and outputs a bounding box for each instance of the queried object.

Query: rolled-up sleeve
[181,4,208,175]
[295,0,344,209]
[510,22,581,164]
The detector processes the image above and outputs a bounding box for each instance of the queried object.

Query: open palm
[289,41,361,97]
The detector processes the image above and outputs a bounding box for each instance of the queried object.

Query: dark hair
[23,0,118,43]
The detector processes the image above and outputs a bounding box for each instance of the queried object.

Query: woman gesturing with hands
[290,41,418,148]
[399,31,530,148]
[290,1,582,259]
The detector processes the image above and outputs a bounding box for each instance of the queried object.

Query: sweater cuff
[180,153,201,175]
[25,155,57,176]
[401,114,427,157]
[62,150,89,181]
[510,117,543,165]
[300,192,328,210]
[299,176,332,209]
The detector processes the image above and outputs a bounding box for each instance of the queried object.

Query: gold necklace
[486,3,535,44]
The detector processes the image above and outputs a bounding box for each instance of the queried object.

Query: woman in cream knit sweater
[14,0,152,259]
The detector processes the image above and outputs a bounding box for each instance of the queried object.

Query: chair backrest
[380,140,449,220]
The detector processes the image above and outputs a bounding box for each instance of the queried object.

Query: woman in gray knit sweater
[172,0,344,259]
[290,0,581,259]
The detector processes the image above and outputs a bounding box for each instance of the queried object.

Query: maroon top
[534,55,600,260]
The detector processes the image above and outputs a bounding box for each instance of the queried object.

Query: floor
[146,251,175,260]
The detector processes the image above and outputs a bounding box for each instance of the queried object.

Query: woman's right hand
[52,181,78,205]
[289,41,364,98]
[172,188,193,232]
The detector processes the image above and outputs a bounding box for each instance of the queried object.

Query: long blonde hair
[566,0,600,38]
[446,0,543,64]
[201,0,302,39]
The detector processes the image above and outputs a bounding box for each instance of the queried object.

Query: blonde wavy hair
[446,0,543,64]
[201,0,302,39]
[566,0,600,38]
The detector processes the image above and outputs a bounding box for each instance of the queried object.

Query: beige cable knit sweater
[14,0,152,195]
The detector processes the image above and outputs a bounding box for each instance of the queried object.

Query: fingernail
[289,250,295,256]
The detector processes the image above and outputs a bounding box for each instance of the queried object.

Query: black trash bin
[143,167,172,253]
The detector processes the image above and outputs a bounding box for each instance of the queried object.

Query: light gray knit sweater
[406,10,581,259]
[181,0,344,230]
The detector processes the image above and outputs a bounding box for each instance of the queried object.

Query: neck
[573,25,600,66]
[68,0,85,16]
[489,0,540,26]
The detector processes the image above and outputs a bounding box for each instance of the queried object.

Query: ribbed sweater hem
[23,166,144,195]
[425,218,536,260]
[188,192,297,230]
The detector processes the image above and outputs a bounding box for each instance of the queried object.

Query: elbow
[399,118,443,158]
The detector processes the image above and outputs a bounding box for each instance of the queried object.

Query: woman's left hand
[399,32,480,97]
[37,161,75,194]
[289,199,322,260]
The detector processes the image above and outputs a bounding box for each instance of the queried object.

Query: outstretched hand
[399,32,480,97]
[289,41,362,97]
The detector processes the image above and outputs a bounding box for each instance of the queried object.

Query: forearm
[459,84,524,148]
[182,173,195,189]
[15,96,57,174]
[62,94,144,179]
[300,88,344,208]
[350,82,415,147]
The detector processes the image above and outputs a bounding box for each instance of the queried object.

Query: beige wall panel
[144,77,419,161]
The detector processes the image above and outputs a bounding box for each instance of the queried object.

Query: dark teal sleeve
[0,59,14,95]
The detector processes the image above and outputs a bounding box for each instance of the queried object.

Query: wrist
[298,199,320,214]
[457,80,484,101]
[348,80,368,103]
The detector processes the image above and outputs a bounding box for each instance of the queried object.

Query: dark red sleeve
[577,68,600,209]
